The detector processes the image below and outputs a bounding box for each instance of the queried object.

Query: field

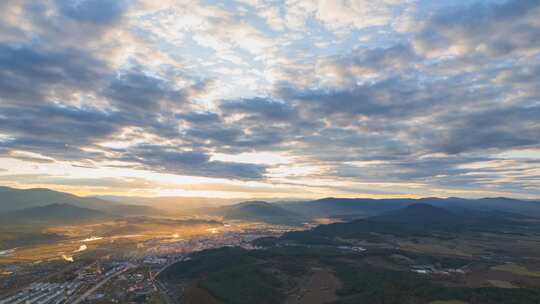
[183,285,222,304]
[491,263,540,278]
[285,267,341,304]
[488,280,518,288]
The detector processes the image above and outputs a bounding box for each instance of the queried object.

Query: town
[0,223,296,304]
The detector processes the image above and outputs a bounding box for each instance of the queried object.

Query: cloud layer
[0,0,538,198]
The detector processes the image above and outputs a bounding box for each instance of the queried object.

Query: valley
[2,187,540,303]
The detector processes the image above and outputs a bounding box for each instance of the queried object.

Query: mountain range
[281,202,539,245]
[0,186,162,224]
[277,196,540,219]
[1,186,540,225]
[0,203,108,224]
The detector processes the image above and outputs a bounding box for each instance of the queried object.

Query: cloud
[0,174,164,191]
[316,44,418,85]
[0,0,538,196]
[221,97,298,122]
[104,69,185,112]
[281,0,407,31]
[177,112,221,124]
[430,105,540,154]
[0,42,108,104]
[55,0,129,24]
[414,0,540,58]
[0,104,120,159]
[314,0,403,30]
[120,145,267,179]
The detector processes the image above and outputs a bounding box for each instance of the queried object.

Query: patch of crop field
[397,240,472,257]
[362,256,405,271]
[491,263,540,277]
[146,293,168,304]
[285,267,341,304]
[488,280,518,288]
[183,285,222,304]
[466,232,540,257]
[463,262,540,289]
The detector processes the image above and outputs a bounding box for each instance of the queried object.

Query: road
[152,258,184,304]
[71,265,133,304]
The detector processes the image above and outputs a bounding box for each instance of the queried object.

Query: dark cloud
[221,97,298,122]
[0,104,119,143]
[121,145,267,179]
[177,112,221,124]
[0,104,120,161]
[334,157,474,182]
[185,128,242,145]
[430,105,540,154]
[55,0,128,24]
[278,75,433,119]
[0,43,108,104]
[104,70,185,111]
[415,0,540,57]
[320,44,419,83]
[0,101,269,179]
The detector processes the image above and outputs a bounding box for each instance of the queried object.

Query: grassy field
[397,240,473,257]
[285,267,341,304]
[491,263,540,278]
[488,280,518,288]
[183,285,222,304]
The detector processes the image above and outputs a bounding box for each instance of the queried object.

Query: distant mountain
[96,195,238,212]
[282,203,539,245]
[217,201,302,225]
[0,186,163,216]
[279,198,414,218]
[433,197,540,217]
[0,203,108,224]
[0,186,110,213]
[277,197,540,219]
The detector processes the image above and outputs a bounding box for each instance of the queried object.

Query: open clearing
[184,285,222,304]
[286,268,341,304]
[491,263,540,277]
[488,280,518,288]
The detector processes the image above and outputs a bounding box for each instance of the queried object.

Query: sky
[0,0,539,199]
